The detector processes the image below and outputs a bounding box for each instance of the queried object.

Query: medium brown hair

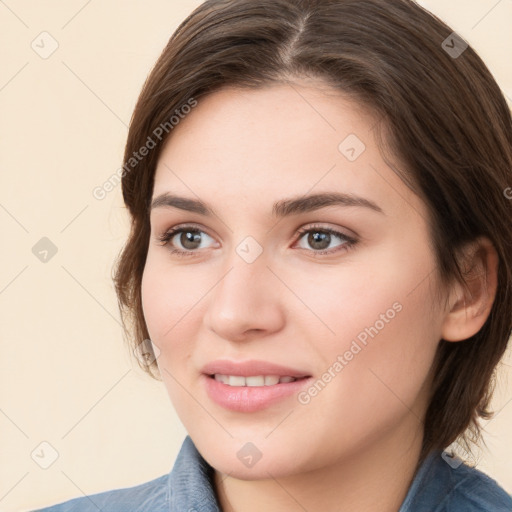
[113,0,512,465]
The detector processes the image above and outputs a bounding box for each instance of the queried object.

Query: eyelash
[156,223,358,258]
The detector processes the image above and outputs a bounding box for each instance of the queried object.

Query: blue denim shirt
[33,435,512,511]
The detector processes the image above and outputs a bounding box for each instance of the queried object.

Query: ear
[441,237,499,342]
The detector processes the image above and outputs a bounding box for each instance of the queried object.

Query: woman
[34,0,512,510]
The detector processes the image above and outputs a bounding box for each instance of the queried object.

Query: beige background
[0,1,511,511]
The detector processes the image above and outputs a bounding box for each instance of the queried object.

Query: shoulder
[30,436,219,512]
[31,473,168,512]
[444,459,512,511]
[402,450,512,512]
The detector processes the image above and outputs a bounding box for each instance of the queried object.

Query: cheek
[141,252,202,342]
[287,241,437,354]
[140,258,197,403]
[297,246,441,436]
[140,252,216,394]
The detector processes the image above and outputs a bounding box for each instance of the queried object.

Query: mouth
[200,359,313,412]
[207,374,310,387]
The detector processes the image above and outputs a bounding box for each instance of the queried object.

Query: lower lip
[202,374,312,412]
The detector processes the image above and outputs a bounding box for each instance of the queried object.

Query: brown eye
[175,230,203,250]
[157,225,216,256]
[304,231,332,251]
[294,226,357,256]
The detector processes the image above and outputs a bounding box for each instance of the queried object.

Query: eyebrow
[150,191,384,217]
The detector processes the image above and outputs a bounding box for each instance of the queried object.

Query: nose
[203,248,286,342]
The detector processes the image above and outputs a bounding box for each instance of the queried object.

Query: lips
[200,359,313,412]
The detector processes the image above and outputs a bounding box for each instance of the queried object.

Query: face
[141,81,446,479]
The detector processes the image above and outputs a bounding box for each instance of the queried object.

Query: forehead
[152,82,427,223]
[156,81,377,172]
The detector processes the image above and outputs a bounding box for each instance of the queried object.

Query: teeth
[213,374,298,386]
[229,375,245,387]
[246,376,265,387]
[264,375,280,385]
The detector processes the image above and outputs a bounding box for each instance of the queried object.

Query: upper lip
[201,359,311,378]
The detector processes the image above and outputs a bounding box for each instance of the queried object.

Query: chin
[193,433,312,480]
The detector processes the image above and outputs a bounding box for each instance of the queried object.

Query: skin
[141,80,498,512]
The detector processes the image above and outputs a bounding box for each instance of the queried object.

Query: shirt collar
[168,435,221,512]
[398,449,448,512]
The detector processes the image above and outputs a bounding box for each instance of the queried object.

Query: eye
[156,224,216,257]
[293,224,357,256]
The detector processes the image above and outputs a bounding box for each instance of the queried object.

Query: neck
[213,417,425,512]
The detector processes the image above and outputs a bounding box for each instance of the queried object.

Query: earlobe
[441,237,499,342]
